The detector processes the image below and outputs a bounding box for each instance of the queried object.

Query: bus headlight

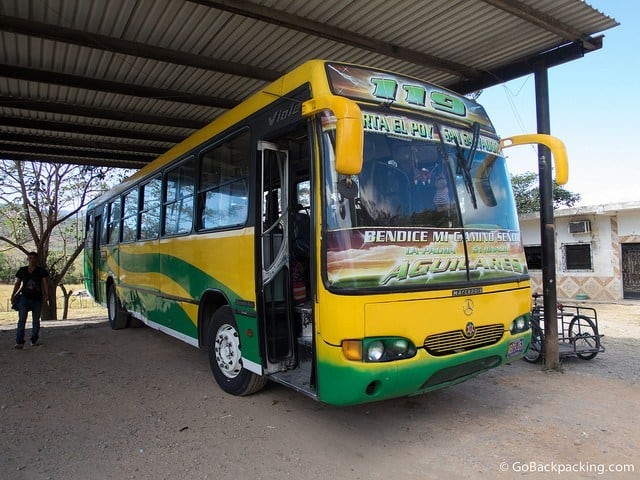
[364,337,417,362]
[366,341,385,361]
[510,315,529,334]
[341,337,417,362]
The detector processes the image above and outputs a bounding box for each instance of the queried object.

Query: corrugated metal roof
[0,0,618,168]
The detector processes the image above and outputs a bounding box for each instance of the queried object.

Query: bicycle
[524,293,545,363]
[524,293,604,363]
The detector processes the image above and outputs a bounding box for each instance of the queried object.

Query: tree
[0,160,131,319]
[511,171,581,214]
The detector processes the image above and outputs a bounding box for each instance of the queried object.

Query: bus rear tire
[107,284,128,330]
[207,306,267,396]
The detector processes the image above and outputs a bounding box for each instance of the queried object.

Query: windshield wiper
[437,122,479,209]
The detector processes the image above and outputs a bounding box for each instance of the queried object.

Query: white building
[519,202,640,301]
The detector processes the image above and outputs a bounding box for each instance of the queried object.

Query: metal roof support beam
[0,143,153,166]
[480,0,600,50]
[0,117,183,144]
[3,152,146,169]
[192,0,480,79]
[0,96,206,130]
[0,14,281,82]
[0,132,167,155]
[450,40,598,94]
[0,65,239,110]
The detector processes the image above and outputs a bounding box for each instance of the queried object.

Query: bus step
[297,335,313,363]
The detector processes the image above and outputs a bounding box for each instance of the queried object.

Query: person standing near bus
[11,252,50,349]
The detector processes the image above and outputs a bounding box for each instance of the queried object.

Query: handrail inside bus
[302,95,364,175]
[500,134,568,185]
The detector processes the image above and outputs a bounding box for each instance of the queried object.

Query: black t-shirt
[16,266,49,299]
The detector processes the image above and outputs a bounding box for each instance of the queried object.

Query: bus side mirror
[500,134,568,185]
[302,96,363,175]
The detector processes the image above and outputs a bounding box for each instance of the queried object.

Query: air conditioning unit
[568,220,591,234]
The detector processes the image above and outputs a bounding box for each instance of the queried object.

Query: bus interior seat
[292,203,311,304]
[292,203,310,261]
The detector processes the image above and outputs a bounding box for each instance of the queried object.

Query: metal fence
[1,294,101,313]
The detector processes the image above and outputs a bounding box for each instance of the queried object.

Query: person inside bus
[291,203,310,303]
[11,251,50,349]
[433,173,452,211]
[394,142,437,213]
[395,143,428,186]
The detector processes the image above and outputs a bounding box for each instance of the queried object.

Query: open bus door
[85,208,104,303]
[92,213,102,303]
[259,141,296,373]
[84,211,96,299]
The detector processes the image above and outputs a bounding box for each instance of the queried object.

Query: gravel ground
[0,302,638,479]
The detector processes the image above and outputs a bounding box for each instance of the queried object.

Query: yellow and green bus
[84,60,567,405]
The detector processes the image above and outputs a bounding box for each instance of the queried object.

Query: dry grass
[0,283,106,325]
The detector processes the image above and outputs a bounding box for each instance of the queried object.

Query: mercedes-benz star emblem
[464,321,476,339]
[462,298,474,316]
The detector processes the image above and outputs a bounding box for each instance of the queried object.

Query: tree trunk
[42,278,57,320]
[59,284,73,320]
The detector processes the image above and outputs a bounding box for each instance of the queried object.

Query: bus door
[98,207,110,303]
[86,208,105,303]
[259,141,296,372]
[84,211,97,301]
[92,213,103,302]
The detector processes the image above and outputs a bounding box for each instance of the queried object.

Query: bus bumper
[315,331,530,406]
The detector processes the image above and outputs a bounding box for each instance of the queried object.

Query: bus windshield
[322,110,526,291]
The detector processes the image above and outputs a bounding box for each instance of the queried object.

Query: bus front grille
[424,324,505,356]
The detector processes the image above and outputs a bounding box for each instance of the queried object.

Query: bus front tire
[207,306,267,396]
[107,284,128,330]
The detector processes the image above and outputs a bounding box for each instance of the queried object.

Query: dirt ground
[1,302,639,480]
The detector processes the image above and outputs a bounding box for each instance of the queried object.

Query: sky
[477,1,638,207]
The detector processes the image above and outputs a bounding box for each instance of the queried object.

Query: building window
[524,245,542,270]
[564,243,592,271]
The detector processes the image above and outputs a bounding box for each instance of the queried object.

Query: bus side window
[198,130,250,230]
[107,198,121,244]
[100,208,109,246]
[122,188,139,242]
[139,176,161,240]
[163,157,195,236]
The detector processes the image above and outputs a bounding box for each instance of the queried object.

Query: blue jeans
[15,295,43,345]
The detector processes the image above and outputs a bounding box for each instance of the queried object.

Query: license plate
[507,338,525,357]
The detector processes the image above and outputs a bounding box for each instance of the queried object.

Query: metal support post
[534,62,560,368]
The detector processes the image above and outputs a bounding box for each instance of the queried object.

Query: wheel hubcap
[108,292,116,321]
[214,323,242,378]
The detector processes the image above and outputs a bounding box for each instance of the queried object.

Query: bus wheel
[207,306,267,396]
[107,284,128,330]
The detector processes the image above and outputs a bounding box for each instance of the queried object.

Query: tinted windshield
[322,110,525,292]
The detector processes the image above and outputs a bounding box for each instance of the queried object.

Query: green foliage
[511,171,581,214]
[0,160,134,316]
[0,251,20,283]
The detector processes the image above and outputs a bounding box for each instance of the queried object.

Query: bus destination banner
[325,227,528,288]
